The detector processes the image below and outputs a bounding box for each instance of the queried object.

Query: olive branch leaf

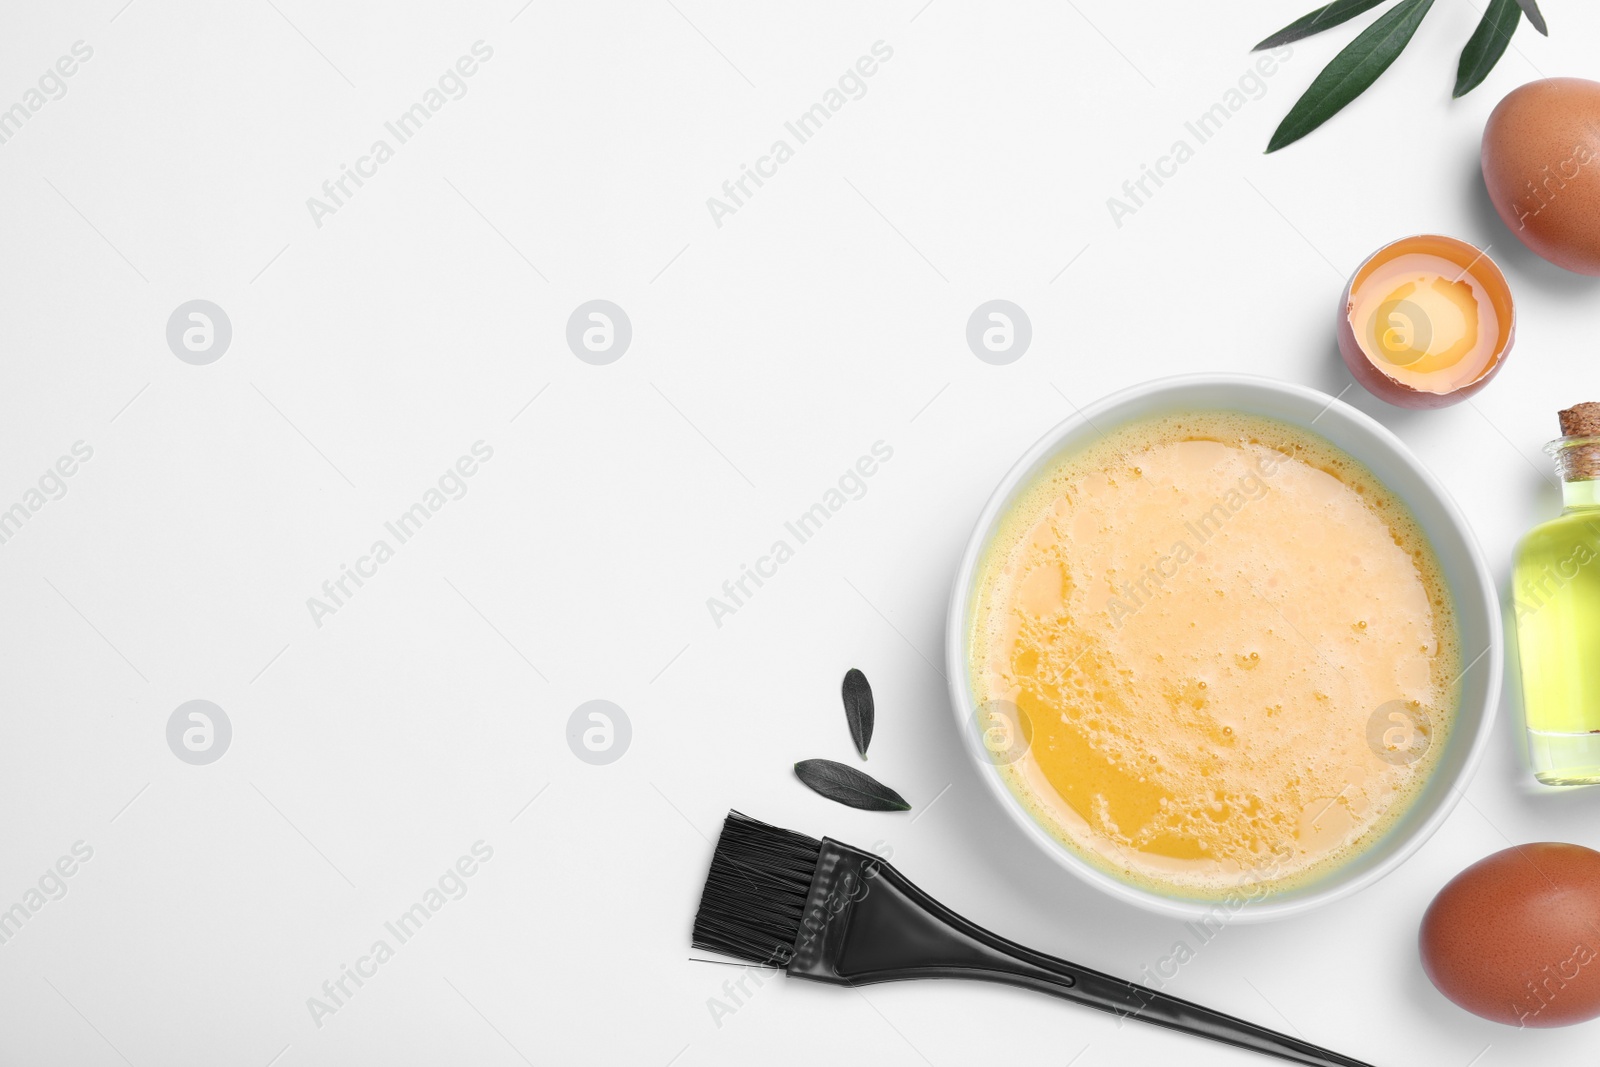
[1256,0,1550,152]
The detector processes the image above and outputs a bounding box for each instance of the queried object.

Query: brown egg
[1337,235,1514,409]
[1420,843,1600,1027]
[1482,78,1600,275]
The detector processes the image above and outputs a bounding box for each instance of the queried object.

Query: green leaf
[1514,0,1548,36]
[794,759,910,811]
[1253,0,1391,51]
[1267,0,1435,153]
[1455,0,1520,98]
[841,668,874,758]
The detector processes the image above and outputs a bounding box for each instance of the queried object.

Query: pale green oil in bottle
[1513,438,1600,786]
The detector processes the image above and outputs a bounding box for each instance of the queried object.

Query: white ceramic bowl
[945,373,1500,922]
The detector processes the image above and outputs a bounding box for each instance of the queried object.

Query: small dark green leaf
[1267,0,1435,153]
[1253,0,1390,51]
[1455,0,1520,98]
[794,759,910,811]
[1514,0,1547,36]
[841,668,874,758]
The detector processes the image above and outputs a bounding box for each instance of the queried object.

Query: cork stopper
[1557,403,1600,480]
[1559,403,1600,437]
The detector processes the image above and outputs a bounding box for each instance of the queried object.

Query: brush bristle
[691,811,822,966]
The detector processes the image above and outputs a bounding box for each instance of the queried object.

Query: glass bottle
[1513,404,1600,785]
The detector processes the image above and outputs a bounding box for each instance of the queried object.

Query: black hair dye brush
[692,812,1375,1067]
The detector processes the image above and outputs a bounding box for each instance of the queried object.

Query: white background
[0,1,1596,1064]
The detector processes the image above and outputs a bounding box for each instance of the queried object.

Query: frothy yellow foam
[969,412,1458,901]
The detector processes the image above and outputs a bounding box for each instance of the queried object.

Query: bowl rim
[943,371,1502,923]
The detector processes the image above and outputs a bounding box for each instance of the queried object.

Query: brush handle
[790,842,1375,1067]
